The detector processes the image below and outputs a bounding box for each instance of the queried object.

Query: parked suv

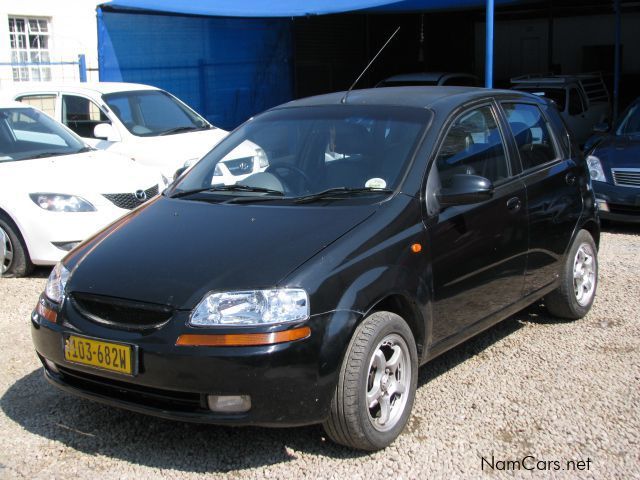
[511,73,610,146]
[9,83,267,181]
[31,87,599,451]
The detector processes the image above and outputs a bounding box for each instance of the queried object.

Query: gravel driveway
[0,226,638,479]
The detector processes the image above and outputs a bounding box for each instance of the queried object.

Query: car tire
[0,213,33,278]
[545,229,597,320]
[323,311,418,451]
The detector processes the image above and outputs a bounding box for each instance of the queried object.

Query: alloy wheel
[366,333,411,432]
[573,243,596,307]
[0,226,13,275]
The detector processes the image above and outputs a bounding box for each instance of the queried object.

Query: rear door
[426,102,528,344]
[499,101,583,296]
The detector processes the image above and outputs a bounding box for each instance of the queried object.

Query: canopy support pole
[613,0,621,123]
[485,0,494,88]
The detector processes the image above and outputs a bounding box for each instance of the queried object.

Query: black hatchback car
[31,87,599,451]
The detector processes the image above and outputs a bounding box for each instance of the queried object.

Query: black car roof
[277,86,544,112]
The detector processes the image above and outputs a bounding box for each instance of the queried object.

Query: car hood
[0,150,160,194]
[65,197,378,309]
[117,128,229,173]
[594,134,640,169]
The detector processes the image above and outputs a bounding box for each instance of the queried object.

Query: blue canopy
[100,0,520,17]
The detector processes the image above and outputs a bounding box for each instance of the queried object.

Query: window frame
[431,101,516,188]
[8,16,52,82]
[60,93,111,139]
[498,100,564,176]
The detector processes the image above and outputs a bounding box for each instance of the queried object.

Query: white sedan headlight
[586,155,606,182]
[45,262,70,304]
[190,289,309,327]
[30,193,96,212]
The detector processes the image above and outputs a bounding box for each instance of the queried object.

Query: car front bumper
[593,181,640,223]
[31,297,360,427]
[19,208,129,265]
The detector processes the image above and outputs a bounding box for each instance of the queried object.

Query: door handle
[506,197,521,212]
[565,173,577,185]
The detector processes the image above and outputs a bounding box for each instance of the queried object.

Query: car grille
[103,185,159,210]
[56,365,205,412]
[71,292,173,331]
[224,156,254,176]
[611,168,640,188]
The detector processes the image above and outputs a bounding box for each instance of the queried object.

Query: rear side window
[61,95,109,139]
[436,105,509,184]
[16,94,56,117]
[503,103,559,171]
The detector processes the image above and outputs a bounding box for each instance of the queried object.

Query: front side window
[0,107,85,162]
[8,17,51,82]
[103,90,209,137]
[435,105,509,185]
[62,95,109,138]
[172,105,430,202]
[503,103,559,171]
[568,88,585,116]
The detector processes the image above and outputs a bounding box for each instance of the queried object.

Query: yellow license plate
[64,335,134,375]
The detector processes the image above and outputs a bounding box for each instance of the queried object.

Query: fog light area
[44,358,59,374]
[596,200,610,212]
[207,394,251,413]
[52,241,81,252]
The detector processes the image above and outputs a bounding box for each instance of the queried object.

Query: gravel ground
[0,226,638,479]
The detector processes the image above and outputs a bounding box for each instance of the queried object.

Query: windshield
[0,107,87,162]
[616,101,640,135]
[171,105,430,202]
[517,88,567,111]
[103,90,210,137]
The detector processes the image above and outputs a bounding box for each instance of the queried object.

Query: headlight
[30,194,96,212]
[190,289,309,327]
[45,262,70,304]
[586,155,606,182]
[255,148,269,168]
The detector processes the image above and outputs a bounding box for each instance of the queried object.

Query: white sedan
[0,102,165,277]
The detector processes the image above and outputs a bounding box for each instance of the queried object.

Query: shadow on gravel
[1,369,367,472]
[2,303,560,471]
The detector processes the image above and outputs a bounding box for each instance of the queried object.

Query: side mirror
[592,122,609,134]
[437,174,494,207]
[93,123,118,141]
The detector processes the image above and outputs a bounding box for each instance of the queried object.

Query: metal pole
[613,0,621,123]
[78,54,87,82]
[485,0,494,88]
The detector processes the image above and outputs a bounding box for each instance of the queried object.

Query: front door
[426,104,529,345]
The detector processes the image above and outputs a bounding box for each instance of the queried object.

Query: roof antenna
[341,26,401,104]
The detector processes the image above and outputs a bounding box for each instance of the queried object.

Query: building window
[8,17,51,82]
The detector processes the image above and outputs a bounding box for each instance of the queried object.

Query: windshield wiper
[75,146,95,153]
[170,184,284,199]
[293,187,393,204]
[158,125,207,136]
[26,151,72,159]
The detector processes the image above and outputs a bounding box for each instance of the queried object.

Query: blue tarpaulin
[101,0,519,17]
[98,0,521,128]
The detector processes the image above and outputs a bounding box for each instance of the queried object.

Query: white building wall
[0,0,102,89]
